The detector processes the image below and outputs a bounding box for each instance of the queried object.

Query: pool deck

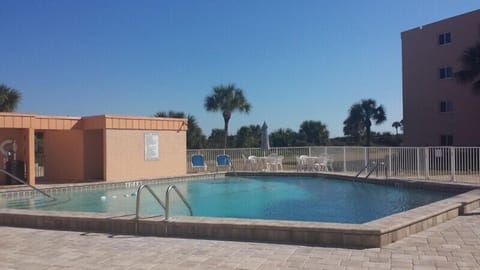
[1,208,480,269]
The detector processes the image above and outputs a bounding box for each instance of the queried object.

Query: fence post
[425,147,429,180]
[416,148,421,178]
[364,147,368,174]
[388,147,392,178]
[450,147,456,181]
[343,147,347,173]
[308,147,311,156]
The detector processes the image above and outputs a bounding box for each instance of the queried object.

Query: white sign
[144,133,159,161]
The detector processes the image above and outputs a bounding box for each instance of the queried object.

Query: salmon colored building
[402,9,480,146]
[0,113,188,186]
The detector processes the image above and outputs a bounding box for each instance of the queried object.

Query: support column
[26,127,35,185]
[103,129,108,181]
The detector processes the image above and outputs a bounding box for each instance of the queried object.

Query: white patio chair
[306,157,319,171]
[270,155,284,171]
[247,155,259,171]
[297,155,308,171]
[318,154,334,172]
[316,156,329,172]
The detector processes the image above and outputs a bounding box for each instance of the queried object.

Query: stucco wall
[104,129,186,181]
[402,10,480,146]
[44,130,85,181]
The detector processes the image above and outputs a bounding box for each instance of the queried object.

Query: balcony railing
[187,146,480,184]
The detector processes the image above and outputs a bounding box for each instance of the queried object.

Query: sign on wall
[144,132,159,161]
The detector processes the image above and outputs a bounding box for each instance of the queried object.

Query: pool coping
[1,172,480,248]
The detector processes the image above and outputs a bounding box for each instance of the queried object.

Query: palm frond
[0,84,22,112]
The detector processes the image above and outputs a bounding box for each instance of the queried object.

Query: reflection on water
[1,176,457,224]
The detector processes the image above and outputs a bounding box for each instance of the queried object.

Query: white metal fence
[187,146,480,184]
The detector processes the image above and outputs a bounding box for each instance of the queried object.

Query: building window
[438,32,451,45]
[439,67,452,79]
[440,101,454,112]
[440,135,453,146]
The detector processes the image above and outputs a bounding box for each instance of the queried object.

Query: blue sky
[1,1,479,137]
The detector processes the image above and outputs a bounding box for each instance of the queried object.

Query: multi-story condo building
[402,9,480,146]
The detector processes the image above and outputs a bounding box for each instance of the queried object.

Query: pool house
[0,112,188,186]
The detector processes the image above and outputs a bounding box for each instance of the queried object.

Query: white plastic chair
[297,155,308,171]
[318,154,334,172]
[316,156,329,172]
[269,155,284,171]
[247,155,258,171]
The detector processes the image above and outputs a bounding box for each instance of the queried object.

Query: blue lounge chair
[216,154,232,171]
[191,154,207,172]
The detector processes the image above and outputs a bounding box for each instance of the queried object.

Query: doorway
[35,132,45,178]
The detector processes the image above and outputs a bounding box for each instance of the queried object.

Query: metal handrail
[0,168,55,200]
[135,184,166,219]
[165,185,193,220]
[365,162,382,179]
[355,162,372,178]
[355,161,385,180]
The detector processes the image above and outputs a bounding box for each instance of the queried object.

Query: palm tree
[392,121,402,136]
[0,84,22,112]
[455,42,480,92]
[204,84,251,148]
[343,99,386,146]
[343,104,365,144]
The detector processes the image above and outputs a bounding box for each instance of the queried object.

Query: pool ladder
[354,161,386,180]
[0,168,55,201]
[135,184,193,220]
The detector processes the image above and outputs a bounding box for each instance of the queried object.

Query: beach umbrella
[261,122,270,151]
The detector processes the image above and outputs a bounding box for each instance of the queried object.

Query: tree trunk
[366,125,371,146]
[223,112,231,149]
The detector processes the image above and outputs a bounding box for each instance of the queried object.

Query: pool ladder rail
[135,184,193,220]
[354,161,386,180]
[0,168,55,201]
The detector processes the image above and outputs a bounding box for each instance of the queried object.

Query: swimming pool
[1,173,479,247]
[1,176,457,224]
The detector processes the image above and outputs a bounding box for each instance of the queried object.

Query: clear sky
[1,1,479,137]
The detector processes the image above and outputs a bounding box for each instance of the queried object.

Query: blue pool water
[1,176,458,223]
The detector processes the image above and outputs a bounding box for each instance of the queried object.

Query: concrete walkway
[1,212,480,270]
